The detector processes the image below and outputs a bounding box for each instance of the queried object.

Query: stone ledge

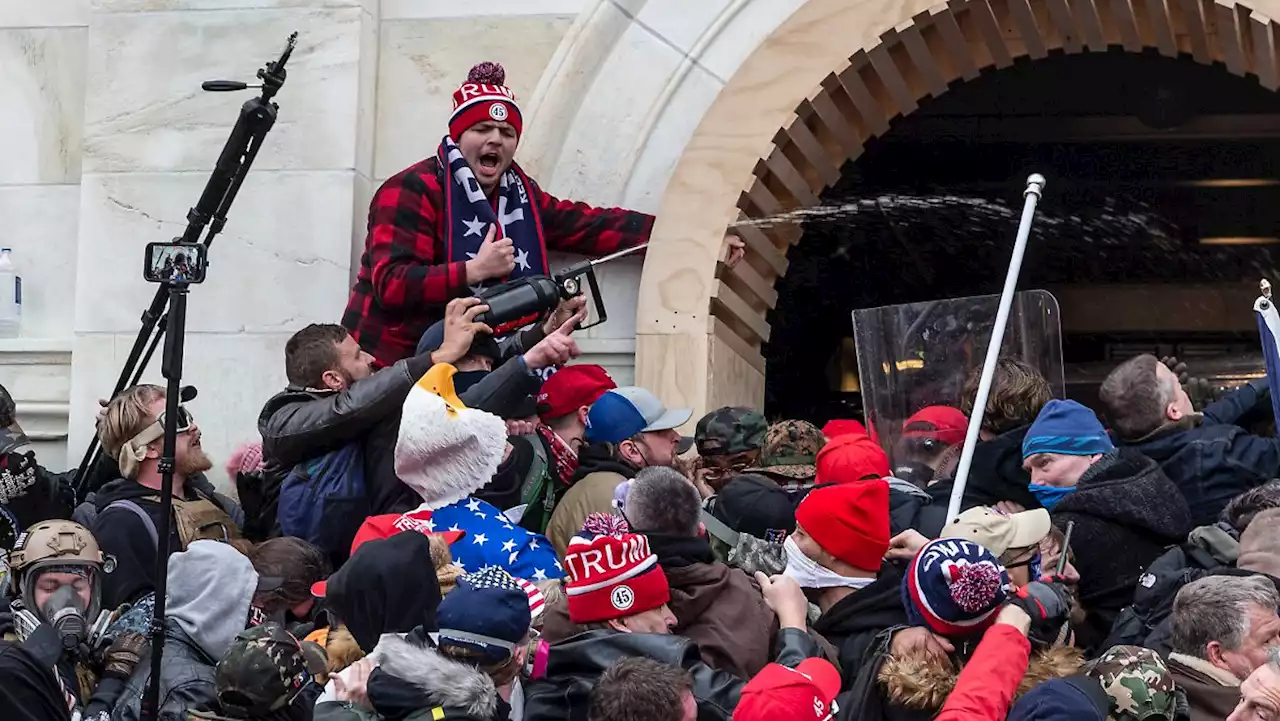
[0,338,73,469]
[0,338,74,359]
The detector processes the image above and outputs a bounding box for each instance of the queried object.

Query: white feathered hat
[394,363,508,510]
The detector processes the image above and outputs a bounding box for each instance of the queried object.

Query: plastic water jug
[0,248,21,338]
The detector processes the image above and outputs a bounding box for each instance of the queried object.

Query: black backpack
[1103,529,1236,649]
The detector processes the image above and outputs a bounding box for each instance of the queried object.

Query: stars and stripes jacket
[341,156,654,366]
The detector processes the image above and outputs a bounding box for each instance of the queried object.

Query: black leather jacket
[256,351,543,522]
[522,627,820,721]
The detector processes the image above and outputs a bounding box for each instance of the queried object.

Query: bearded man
[90,385,243,609]
[343,61,744,365]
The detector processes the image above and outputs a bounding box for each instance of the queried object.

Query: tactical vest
[142,494,242,549]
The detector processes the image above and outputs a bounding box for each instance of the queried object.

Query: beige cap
[939,506,1051,556]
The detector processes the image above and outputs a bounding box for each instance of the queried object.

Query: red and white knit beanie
[450,61,523,142]
[563,531,669,624]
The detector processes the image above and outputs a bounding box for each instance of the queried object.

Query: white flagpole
[946,174,1047,524]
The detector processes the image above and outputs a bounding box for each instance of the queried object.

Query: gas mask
[41,584,89,650]
[22,566,102,651]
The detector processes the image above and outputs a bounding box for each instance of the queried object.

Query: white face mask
[783,537,876,590]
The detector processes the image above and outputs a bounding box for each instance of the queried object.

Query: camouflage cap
[695,406,768,456]
[215,623,326,715]
[1087,645,1177,721]
[748,420,827,480]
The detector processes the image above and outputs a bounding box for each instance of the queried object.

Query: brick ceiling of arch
[717,0,1280,366]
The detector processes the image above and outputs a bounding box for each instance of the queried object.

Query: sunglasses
[125,404,197,454]
[159,405,195,433]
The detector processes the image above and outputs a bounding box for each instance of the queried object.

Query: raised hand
[466,225,516,283]
[433,297,493,365]
[523,310,585,371]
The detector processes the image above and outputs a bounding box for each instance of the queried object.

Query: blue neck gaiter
[1028,484,1076,511]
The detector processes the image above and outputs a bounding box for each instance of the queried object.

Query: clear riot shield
[851,290,1065,476]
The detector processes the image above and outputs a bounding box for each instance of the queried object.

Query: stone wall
[0,0,600,475]
[1,0,804,474]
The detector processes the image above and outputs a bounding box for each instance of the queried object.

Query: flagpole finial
[1264,279,1273,300]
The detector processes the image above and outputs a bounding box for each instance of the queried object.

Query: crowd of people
[6,60,1280,721]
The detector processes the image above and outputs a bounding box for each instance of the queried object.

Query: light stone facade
[14,0,1280,476]
[1,0,791,473]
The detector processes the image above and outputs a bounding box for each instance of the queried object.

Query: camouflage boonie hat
[695,406,768,456]
[748,420,827,481]
[215,623,327,715]
[1086,645,1177,721]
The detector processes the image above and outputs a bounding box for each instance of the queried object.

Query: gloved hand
[1008,580,1073,648]
[102,632,149,680]
[1161,355,1221,410]
[1159,356,1189,385]
[1184,376,1222,411]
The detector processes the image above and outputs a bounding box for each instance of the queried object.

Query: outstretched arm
[535,183,654,257]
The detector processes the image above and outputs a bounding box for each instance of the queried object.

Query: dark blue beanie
[1007,676,1109,721]
[1022,399,1114,460]
[415,319,501,361]
[436,567,532,666]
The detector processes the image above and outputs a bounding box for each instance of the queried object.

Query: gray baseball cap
[585,386,694,444]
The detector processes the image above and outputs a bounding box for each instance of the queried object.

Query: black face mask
[452,370,490,394]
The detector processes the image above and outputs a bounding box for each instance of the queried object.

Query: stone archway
[634,0,1280,421]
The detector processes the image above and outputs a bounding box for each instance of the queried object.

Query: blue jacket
[1121,381,1280,526]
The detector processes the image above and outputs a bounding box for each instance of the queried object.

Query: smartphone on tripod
[143,242,208,285]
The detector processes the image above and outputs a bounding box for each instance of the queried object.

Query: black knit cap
[711,474,797,540]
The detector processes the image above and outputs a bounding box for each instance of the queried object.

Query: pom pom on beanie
[468,61,506,85]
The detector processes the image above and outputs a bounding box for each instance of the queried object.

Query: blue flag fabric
[428,496,564,582]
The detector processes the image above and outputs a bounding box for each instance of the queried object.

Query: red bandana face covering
[537,424,579,486]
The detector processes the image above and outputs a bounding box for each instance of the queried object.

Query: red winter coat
[934,624,1032,721]
[342,156,654,365]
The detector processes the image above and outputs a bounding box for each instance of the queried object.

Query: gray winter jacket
[111,541,258,721]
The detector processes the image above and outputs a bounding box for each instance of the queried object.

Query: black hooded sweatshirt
[926,426,1041,512]
[1051,449,1192,649]
[0,639,70,721]
[811,563,910,692]
[89,476,242,610]
[569,444,637,484]
[323,532,442,653]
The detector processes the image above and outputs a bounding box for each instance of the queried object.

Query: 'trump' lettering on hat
[921,539,986,572]
[564,533,651,581]
[456,83,516,104]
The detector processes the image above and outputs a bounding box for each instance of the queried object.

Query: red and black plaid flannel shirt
[341,157,654,365]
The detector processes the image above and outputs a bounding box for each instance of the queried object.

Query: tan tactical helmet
[6,519,109,642]
[6,519,105,576]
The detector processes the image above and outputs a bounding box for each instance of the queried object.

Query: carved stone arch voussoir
[635,0,1280,423]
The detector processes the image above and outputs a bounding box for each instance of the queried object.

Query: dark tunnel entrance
[765,50,1280,425]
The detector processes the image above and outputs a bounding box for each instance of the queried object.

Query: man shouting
[343,61,743,365]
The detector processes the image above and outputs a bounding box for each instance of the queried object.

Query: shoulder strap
[104,499,160,549]
[522,437,550,499]
[699,508,740,547]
